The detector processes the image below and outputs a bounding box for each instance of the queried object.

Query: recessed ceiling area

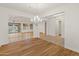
[0,3,62,16]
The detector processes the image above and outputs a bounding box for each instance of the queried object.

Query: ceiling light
[31,16,46,24]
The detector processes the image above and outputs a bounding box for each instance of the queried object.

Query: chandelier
[31,16,46,25]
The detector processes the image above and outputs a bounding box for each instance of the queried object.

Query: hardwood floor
[42,35,64,47]
[0,38,79,56]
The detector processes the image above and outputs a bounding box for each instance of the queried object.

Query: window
[8,22,21,34]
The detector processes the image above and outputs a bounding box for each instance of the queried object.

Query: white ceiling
[0,3,62,16]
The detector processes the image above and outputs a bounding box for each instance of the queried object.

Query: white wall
[33,22,45,38]
[64,4,79,52]
[46,15,64,37]
[38,22,45,33]
[46,18,56,36]
[0,7,34,46]
[0,11,9,46]
[43,4,79,52]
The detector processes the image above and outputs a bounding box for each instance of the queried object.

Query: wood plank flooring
[0,38,79,56]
